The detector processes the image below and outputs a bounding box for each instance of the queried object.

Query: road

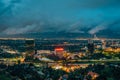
[0,58,120,65]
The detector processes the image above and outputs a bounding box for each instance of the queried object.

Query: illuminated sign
[55,47,64,52]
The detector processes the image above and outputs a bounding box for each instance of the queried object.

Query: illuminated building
[104,47,120,53]
[54,47,66,59]
[37,50,51,54]
[87,71,99,80]
[102,40,106,49]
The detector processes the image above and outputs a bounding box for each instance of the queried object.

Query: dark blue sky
[0,0,120,35]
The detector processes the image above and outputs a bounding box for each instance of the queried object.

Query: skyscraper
[25,39,35,59]
[87,39,94,55]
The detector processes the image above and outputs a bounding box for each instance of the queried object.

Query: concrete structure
[25,39,35,58]
[87,39,94,55]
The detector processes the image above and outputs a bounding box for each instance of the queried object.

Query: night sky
[0,0,120,36]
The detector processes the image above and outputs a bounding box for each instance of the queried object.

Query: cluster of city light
[52,64,88,72]
[104,47,120,53]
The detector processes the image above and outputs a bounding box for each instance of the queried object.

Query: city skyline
[1,1,120,79]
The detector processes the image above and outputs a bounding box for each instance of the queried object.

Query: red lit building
[54,47,65,59]
[55,47,64,52]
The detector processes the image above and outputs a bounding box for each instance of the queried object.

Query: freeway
[66,59,120,64]
[0,58,120,65]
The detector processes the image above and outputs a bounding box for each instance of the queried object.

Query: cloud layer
[0,0,120,35]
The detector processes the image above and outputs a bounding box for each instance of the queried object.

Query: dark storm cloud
[88,19,120,34]
[71,0,120,9]
[0,0,120,35]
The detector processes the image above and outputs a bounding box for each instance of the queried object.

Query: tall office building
[25,39,35,58]
[87,39,94,55]
[101,40,106,49]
